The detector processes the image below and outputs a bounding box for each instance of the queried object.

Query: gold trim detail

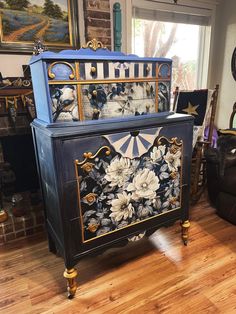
[48,61,75,79]
[75,146,111,166]
[47,77,166,85]
[83,193,97,204]
[75,62,84,120]
[182,220,190,245]
[88,222,100,233]
[82,38,106,51]
[91,66,97,73]
[63,268,78,299]
[155,63,159,112]
[157,136,182,146]
[81,162,95,173]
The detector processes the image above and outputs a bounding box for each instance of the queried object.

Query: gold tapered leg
[181,220,190,246]
[63,268,78,299]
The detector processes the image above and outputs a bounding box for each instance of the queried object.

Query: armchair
[205,130,236,224]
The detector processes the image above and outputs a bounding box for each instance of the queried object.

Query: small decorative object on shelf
[30,39,193,298]
[33,39,48,55]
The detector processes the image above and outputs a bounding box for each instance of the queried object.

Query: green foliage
[0,1,5,9]
[5,0,30,10]
[43,0,64,20]
[52,4,63,19]
[2,19,11,34]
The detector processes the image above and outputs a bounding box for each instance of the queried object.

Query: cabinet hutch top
[29,39,171,64]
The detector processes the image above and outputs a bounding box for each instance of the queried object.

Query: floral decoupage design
[77,130,182,242]
[81,82,156,120]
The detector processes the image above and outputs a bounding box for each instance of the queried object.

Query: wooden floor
[1,195,236,314]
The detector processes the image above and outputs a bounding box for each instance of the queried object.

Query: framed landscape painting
[0,0,79,53]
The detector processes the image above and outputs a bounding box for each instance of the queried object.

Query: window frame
[117,0,217,89]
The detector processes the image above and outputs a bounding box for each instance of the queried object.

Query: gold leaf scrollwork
[81,162,95,173]
[157,136,182,146]
[75,146,111,167]
[82,38,106,51]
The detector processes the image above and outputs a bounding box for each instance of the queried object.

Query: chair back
[173,84,219,147]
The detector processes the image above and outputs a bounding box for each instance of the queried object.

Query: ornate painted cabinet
[30,40,193,298]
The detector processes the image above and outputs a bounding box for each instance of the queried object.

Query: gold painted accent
[155,63,159,112]
[92,90,97,96]
[88,223,100,233]
[91,66,97,73]
[169,146,180,154]
[81,162,95,173]
[169,197,177,205]
[48,61,75,80]
[170,171,177,179]
[182,220,190,245]
[82,38,106,51]
[75,146,111,166]
[63,268,78,299]
[83,192,97,204]
[182,102,199,116]
[157,136,182,146]
[48,77,168,86]
[75,62,84,120]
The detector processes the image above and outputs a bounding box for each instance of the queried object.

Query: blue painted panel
[48,62,75,80]
[30,60,52,123]
[29,47,172,64]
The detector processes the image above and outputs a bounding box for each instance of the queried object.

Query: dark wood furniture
[30,40,193,298]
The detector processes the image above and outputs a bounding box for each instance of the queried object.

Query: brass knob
[91,66,96,73]
[92,90,97,96]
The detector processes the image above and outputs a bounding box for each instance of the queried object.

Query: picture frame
[0,0,79,54]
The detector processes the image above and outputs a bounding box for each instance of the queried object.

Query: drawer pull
[91,66,97,73]
[92,90,97,96]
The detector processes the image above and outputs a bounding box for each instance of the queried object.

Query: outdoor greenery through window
[132,19,201,92]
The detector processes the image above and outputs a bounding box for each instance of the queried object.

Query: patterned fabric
[176,90,208,126]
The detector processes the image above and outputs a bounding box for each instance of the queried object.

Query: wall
[210,0,236,129]
[0,0,112,78]
[84,0,111,50]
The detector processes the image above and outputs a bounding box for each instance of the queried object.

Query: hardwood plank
[1,194,236,313]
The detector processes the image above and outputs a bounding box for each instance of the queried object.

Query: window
[132,1,212,91]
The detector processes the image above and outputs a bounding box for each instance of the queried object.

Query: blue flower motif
[88,84,107,109]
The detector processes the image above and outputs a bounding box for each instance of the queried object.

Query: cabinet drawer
[72,127,183,243]
[81,81,156,120]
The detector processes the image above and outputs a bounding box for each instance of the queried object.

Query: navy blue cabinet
[30,40,193,298]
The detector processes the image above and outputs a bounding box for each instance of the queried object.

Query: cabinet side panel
[30,61,51,123]
[33,128,64,251]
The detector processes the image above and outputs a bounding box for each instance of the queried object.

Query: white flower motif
[127,168,160,200]
[104,157,133,187]
[109,192,134,222]
[164,150,181,172]
[150,145,166,163]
